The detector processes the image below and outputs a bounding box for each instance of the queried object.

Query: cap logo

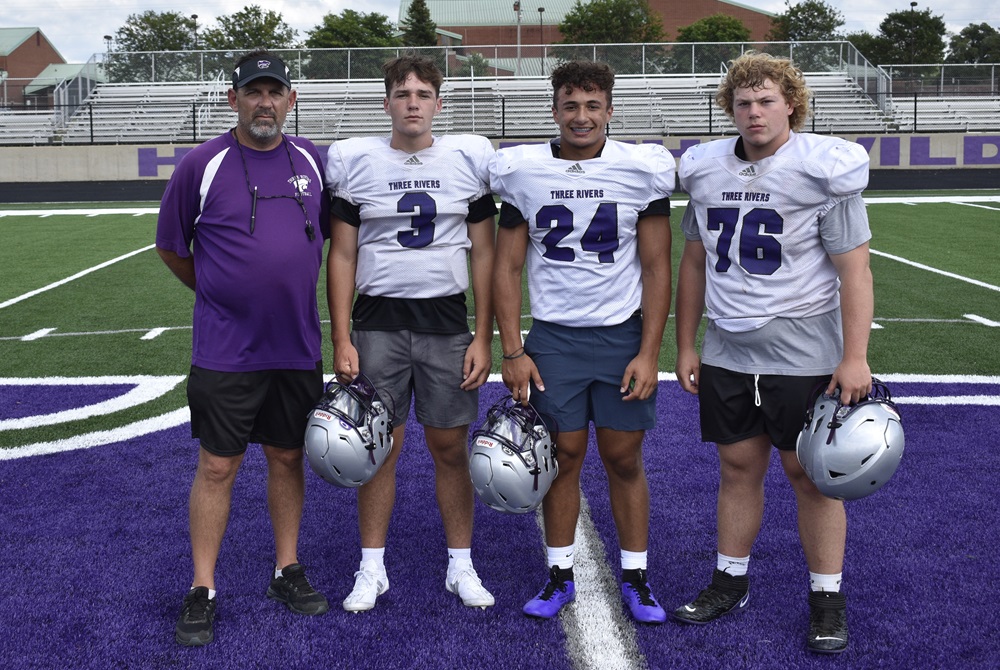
[258,60,272,70]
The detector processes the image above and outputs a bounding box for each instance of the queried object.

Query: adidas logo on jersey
[739,164,757,177]
[404,155,422,166]
[565,163,585,174]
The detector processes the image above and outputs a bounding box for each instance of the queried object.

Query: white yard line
[870,249,1000,293]
[0,244,156,310]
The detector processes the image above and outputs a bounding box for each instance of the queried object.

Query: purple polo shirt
[156,131,330,372]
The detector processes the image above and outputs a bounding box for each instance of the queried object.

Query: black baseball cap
[232,55,291,89]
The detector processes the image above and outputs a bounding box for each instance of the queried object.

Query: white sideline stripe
[22,328,56,340]
[0,375,185,430]
[964,314,1000,327]
[0,407,190,461]
[896,395,1000,406]
[956,202,1000,211]
[0,208,159,217]
[0,244,156,310]
[141,328,170,340]
[870,249,1000,293]
[536,497,645,670]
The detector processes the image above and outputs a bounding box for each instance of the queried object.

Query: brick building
[397,0,775,46]
[0,28,66,106]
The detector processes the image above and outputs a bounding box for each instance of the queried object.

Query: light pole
[103,34,112,79]
[191,14,199,49]
[538,7,545,75]
[909,2,917,64]
[514,2,522,76]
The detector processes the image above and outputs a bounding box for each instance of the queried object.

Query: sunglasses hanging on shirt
[233,131,316,242]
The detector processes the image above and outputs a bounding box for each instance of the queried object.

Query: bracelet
[502,347,525,360]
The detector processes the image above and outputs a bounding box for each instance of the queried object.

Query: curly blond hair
[715,51,811,131]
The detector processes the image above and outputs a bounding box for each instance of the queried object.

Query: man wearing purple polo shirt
[156,49,330,647]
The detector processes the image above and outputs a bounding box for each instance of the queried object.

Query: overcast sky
[4,0,995,64]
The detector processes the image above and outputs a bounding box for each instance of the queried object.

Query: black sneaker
[807,591,849,654]
[671,569,749,625]
[175,586,216,647]
[267,563,330,616]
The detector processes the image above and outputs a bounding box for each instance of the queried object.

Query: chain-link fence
[3,42,999,145]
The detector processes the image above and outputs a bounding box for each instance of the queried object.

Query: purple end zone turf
[0,381,996,668]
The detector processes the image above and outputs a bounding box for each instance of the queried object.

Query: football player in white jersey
[671,52,874,654]
[325,56,496,612]
[491,61,674,624]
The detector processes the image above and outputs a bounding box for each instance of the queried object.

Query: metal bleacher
[1,69,995,145]
[890,95,1000,132]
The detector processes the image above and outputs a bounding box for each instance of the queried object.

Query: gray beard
[247,118,280,142]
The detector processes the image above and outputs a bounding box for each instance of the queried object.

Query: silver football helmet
[304,375,394,488]
[796,378,904,501]
[469,395,558,514]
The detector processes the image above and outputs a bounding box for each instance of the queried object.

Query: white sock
[191,586,216,600]
[809,572,843,592]
[361,547,386,572]
[274,566,283,579]
[448,547,472,571]
[620,549,647,571]
[546,544,575,569]
[717,552,750,576]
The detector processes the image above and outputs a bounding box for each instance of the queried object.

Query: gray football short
[351,329,478,429]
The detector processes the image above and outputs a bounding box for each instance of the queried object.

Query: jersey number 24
[536,202,619,263]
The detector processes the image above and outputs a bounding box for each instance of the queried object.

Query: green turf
[2,194,999,450]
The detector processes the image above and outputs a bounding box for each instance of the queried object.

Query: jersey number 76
[708,207,783,275]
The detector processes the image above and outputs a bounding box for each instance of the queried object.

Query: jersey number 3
[396,192,437,248]
[536,202,619,263]
[708,207,783,275]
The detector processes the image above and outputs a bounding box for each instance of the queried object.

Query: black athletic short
[697,364,831,450]
[187,363,324,457]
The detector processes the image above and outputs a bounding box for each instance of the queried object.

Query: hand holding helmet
[304,374,394,488]
[796,378,904,501]
[469,395,558,514]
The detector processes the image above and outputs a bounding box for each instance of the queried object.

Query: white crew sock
[809,571,843,592]
[620,549,648,571]
[717,552,750,576]
[546,544,575,569]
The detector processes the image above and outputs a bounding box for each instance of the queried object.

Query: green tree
[200,6,298,51]
[876,8,947,65]
[454,52,492,77]
[669,15,750,74]
[558,0,664,44]
[400,0,438,47]
[555,0,666,75]
[946,23,1000,64]
[675,14,750,43]
[304,10,402,79]
[767,0,846,72]
[767,0,844,41]
[195,5,298,81]
[109,10,198,82]
[845,31,891,65]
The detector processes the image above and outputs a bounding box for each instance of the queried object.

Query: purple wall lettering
[963,136,1000,166]
[909,137,957,166]
[137,147,193,177]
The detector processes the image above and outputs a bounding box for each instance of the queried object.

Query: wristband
[502,347,525,360]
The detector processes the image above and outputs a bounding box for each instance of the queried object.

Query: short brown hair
[382,55,443,97]
[550,61,615,108]
[716,51,811,131]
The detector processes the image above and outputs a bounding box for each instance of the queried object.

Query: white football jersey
[680,131,871,333]
[326,134,493,299]
[490,140,675,327]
